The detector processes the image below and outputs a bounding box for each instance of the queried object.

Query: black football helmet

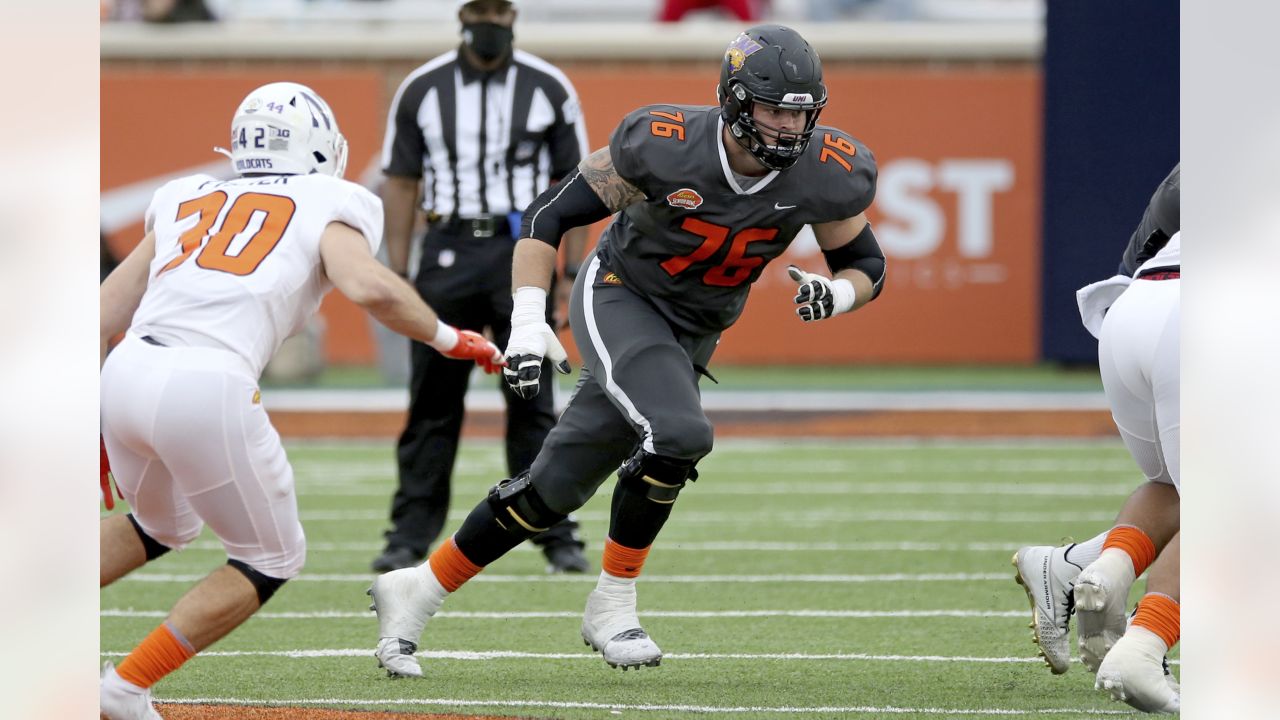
[717,25,828,171]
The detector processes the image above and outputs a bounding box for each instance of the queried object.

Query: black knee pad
[486,470,567,534]
[617,450,698,504]
[227,559,287,605]
[126,513,172,561]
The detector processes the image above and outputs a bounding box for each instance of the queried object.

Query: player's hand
[100,435,122,510]
[441,330,505,374]
[503,321,571,400]
[787,265,855,322]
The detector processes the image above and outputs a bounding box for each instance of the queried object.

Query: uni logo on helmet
[782,92,814,104]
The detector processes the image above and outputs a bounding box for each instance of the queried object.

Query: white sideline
[122,572,1010,583]
[152,696,1138,716]
[258,387,1109,413]
[102,608,1027,619]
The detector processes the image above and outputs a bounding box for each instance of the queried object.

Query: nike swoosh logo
[774,202,796,210]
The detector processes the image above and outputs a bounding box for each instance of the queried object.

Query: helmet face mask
[223,82,348,178]
[717,26,828,171]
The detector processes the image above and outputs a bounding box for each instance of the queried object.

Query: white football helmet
[221,82,348,178]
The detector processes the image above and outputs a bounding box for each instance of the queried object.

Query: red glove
[100,435,122,510]
[442,329,505,375]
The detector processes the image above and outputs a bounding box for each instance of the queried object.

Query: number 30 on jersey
[159,192,296,277]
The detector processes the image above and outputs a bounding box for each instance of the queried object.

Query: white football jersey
[130,173,383,377]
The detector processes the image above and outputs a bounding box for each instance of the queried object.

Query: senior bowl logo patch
[725,33,764,72]
[602,272,623,286]
[666,188,704,210]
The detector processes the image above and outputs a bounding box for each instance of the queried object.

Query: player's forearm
[380,176,420,276]
[359,269,449,346]
[512,238,559,292]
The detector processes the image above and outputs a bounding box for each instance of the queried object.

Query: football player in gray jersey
[369,25,887,676]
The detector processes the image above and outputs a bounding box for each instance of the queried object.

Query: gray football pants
[529,253,718,514]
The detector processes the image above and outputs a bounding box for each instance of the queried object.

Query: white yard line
[288,458,1137,476]
[154,696,1140,715]
[104,647,1174,670]
[102,608,1027,619]
[122,572,1011,583]
[293,481,1132,497]
[180,540,1028,553]
[293,509,1117,523]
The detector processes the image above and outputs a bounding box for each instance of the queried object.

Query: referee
[373,0,590,573]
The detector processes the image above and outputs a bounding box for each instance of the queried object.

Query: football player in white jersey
[97,82,504,720]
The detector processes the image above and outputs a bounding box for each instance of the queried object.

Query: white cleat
[1074,550,1136,673]
[581,578,662,670]
[367,566,447,678]
[1012,544,1084,674]
[1095,627,1180,713]
[100,662,163,720]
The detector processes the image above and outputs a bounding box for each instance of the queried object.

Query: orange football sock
[602,537,650,578]
[1132,592,1180,649]
[1103,525,1157,576]
[428,537,484,592]
[116,622,195,689]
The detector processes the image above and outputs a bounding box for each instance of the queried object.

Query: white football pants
[101,333,305,578]
[1097,278,1180,492]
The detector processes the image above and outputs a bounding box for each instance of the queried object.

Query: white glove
[787,265,856,322]
[503,287,570,400]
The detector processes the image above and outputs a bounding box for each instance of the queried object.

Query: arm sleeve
[520,170,611,248]
[381,76,427,179]
[335,184,385,254]
[544,76,589,180]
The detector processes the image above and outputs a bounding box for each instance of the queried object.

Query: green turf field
[101,439,1173,719]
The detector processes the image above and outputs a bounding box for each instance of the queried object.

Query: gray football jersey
[595,104,877,336]
[1119,163,1179,275]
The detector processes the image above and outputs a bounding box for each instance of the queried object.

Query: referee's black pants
[384,222,583,557]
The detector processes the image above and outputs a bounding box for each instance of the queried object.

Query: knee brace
[486,471,567,535]
[617,450,698,505]
[126,513,172,561]
[227,559,288,606]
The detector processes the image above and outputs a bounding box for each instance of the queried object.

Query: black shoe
[371,546,423,574]
[544,543,589,574]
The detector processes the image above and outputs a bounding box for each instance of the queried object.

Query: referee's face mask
[461,21,514,62]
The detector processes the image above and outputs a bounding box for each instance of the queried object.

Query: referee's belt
[440,214,506,238]
[1135,266,1179,281]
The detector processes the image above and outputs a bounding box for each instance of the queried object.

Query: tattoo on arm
[579,147,645,212]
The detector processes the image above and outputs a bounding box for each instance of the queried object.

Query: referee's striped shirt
[381,47,590,219]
